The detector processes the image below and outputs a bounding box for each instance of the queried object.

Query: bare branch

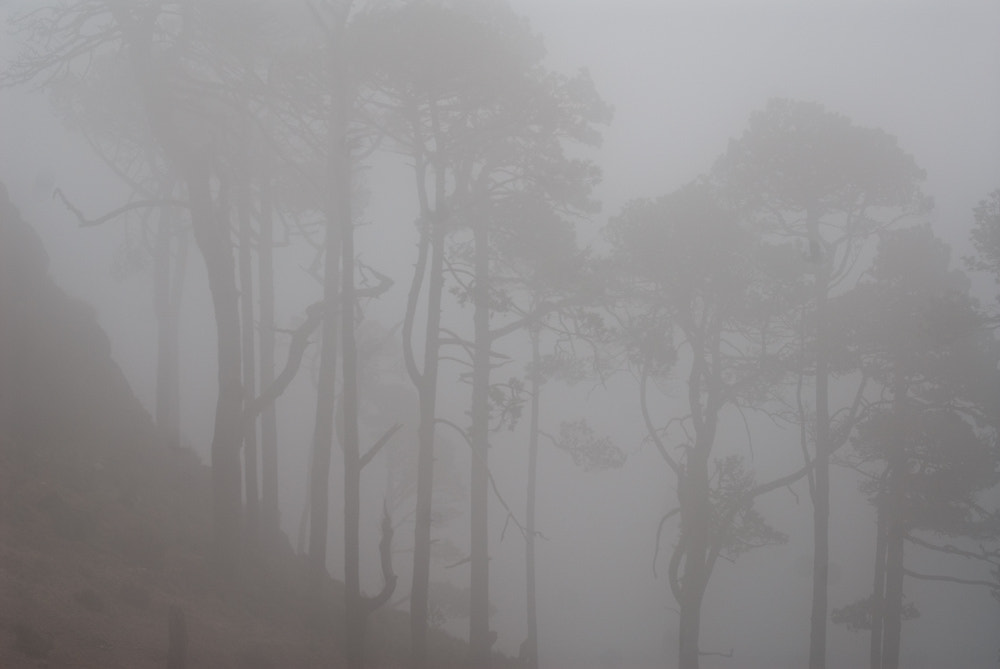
[360,423,403,470]
[54,187,188,227]
[640,366,681,477]
[245,301,324,419]
[653,508,681,578]
[903,568,999,590]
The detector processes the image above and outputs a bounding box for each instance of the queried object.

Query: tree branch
[245,301,323,420]
[54,187,188,227]
[435,417,543,542]
[903,568,999,590]
[360,423,403,470]
[653,508,681,578]
[363,503,398,614]
[640,367,681,477]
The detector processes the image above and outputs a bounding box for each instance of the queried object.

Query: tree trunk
[469,215,492,668]
[334,68,366,667]
[809,251,832,669]
[237,159,259,544]
[308,12,349,609]
[258,167,280,539]
[342,219,364,669]
[153,198,182,449]
[307,184,341,604]
[185,156,244,576]
[881,371,908,669]
[119,8,242,575]
[869,503,888,669]
[677,449,711,669]
[409,213,446,669]
[677,576,705,669]
[881,516,905,669]
[524,331,541,669]
[0,185,15,437]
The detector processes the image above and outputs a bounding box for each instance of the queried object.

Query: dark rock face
[0,183,155,454]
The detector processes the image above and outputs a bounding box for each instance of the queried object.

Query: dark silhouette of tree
[3,0,336,576]
[829,226,1000,669]
[353,3,608,665]
[41,43,191,451]
[349,5,476,660]
[517,246,618,669]
[712,98,929,669]
[608,181,808,669]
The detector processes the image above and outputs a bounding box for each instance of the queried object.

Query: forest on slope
[1,2,999,668]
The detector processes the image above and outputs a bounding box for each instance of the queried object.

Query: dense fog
[1,1,998,668]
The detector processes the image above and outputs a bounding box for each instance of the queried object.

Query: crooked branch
[245,301,323,420]
[54,187,188,227]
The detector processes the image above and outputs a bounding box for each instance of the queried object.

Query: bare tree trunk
[524,330,541,669]
[881,515,905,669]
[869,504,888,669]
[343,204,398,666]
[405,100,449,668]
[185,156,244,576]
[237,159,259,544]
[332,50,366,666]
[677,576,705,669]
[153,198,182,449]
[342,211,363,669]
[258,168,279,539]
[408,213,446,668]
[307,13,349,605]
[677,449,711,669]
[308,202,341,603]
[881,371,908,669]
[809,248,832,669]
[0,185,15,437]
[118,5,243,575]
[469,216,492,668]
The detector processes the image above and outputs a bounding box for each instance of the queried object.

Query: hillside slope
[0,184,483,668]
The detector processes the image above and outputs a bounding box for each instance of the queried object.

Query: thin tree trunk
[881,371,908,669]
[153,199,181,448]
[0,186,14,436]
[307,180,342,604]
[882,517,905,669]
[409,214,446,668]
[809,250,832,669]
[469,215,492,668]
[237,159,259,543]
[677,448,711,669]
[406,99,448,668]
[342,204,364,669]
[869,503,888,669]
[333,60,366,667]
[307,13,348,607]
[258,167,279,539]
[524,330,541,669]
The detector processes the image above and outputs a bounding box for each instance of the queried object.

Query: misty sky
[2,1,999,667]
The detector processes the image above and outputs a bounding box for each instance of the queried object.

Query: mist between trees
[2,1,999,668]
